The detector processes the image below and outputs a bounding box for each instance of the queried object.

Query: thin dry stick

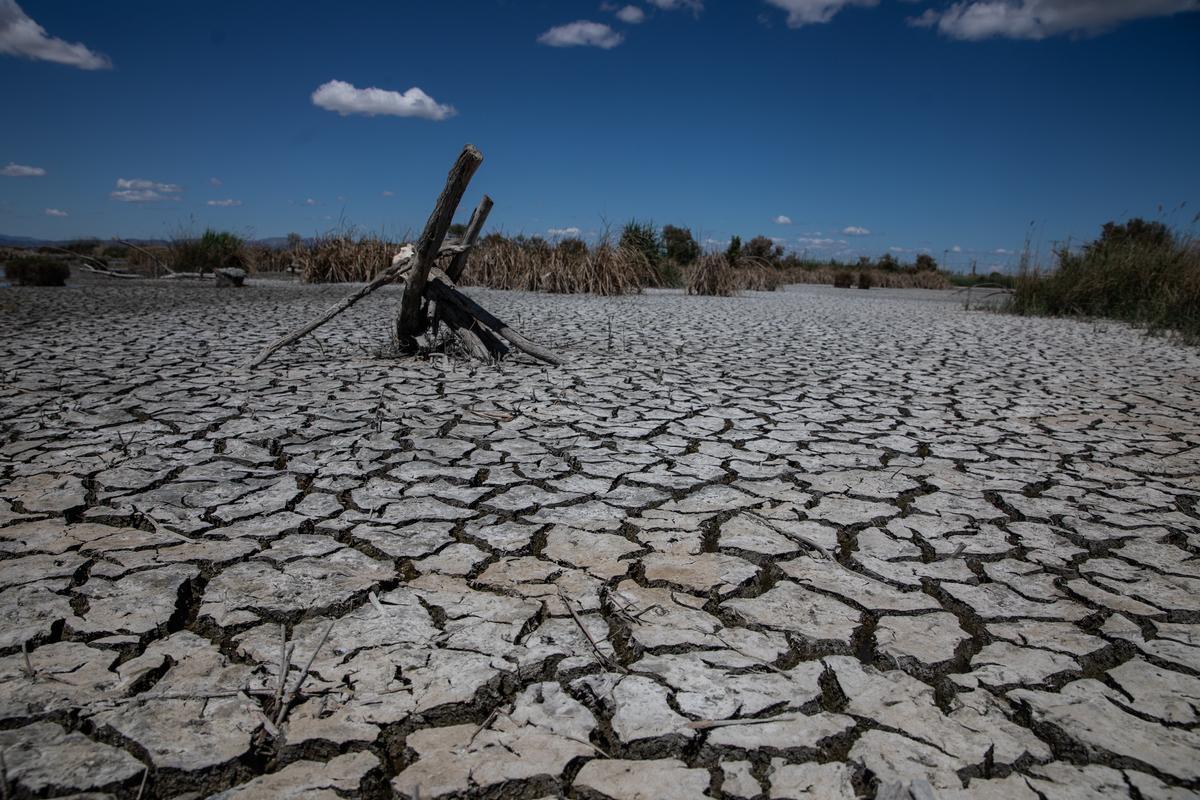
[135,766,149,800]
[272,624,293,715]
[686,715,801,731]
[557,588,624,673]
[0,748,8,800]
[274,619,336,727]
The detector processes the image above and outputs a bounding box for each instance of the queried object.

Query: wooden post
[394,145,483,344]
[446,195,493,283]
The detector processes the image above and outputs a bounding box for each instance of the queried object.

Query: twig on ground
[686,715,800,731]
[557,588,624,673]
[135,766,149,800]
[272,624,293,718]
[274,619,336,727]
[21,642,35,681]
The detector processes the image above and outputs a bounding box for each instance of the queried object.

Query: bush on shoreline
[1006,219,1199,342]
[5,255,70,286]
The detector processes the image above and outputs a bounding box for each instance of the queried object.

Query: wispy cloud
[951,244,963,252]
[44,207,67,217]
[548,226,583,238]
[614,5,646,23]
[647,0,705,13]
[209,177,222,187]
[910,0,1200,40]
[381,190,394,197]
[797,236,846,247]
[842,225,871,235]
[0,0,111,69]
[311,79,456,120]
[763,0,879,28]
[2,162,45,177]
[109,178,183,203]
[538,21,625,48]
[773,215,792,225]
[206,198,241,207]
[303,198,318,206]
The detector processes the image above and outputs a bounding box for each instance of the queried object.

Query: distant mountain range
[0,234,297,248]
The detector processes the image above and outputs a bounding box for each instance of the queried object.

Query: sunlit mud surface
[2,280,1198,799]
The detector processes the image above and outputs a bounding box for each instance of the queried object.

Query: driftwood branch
[115,239,174,276]
[240,243,466,369]
[426,269,564,365]
[395,145,483,342]
[446,194,493,283]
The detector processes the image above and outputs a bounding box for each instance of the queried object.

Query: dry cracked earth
[1,280,1199,800]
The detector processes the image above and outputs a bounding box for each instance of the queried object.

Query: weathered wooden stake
[394,145,483,345]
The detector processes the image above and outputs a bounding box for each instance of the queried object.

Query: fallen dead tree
[242,144,562,369]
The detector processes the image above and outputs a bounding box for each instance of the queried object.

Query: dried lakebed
[1,280,1198,800]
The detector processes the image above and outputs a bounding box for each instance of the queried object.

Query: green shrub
[662,225,700,266]
[171,229,249,275]
[744,235,783,265]
[725,235,743,267]
[1007,218,1199,342]
[5,256,70,286]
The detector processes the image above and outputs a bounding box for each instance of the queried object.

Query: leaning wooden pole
[446,194,493,283]
[394,145,483,346]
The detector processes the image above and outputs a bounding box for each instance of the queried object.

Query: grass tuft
[4,255,70,286]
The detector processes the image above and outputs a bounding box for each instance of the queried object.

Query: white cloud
[44,207,67,217]
[951,244,963,252]
[303,198,318,206]
[993,247,1014,254]
[615,5,647,23]
[842,225,871,235]
[797,237,846,247]
[209,177,222,187]
[109,178,182,203]
[381,190,394,197]
[889,246,911,253]
[773,215,793,225]
[206,198,241,207]
[548,227,583,238]
[538,21,624,48]
[1,161,44,176]
[910,0,1199,40]
[764,0,879,27]
[0,0,111,69]
[311,79,456,120]
[116,178,182,193]
[647,0,704,11]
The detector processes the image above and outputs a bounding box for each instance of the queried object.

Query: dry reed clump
[736,257,784,291]
[687,253,739,296]
[460,236,653,295]
[297,235,400,283]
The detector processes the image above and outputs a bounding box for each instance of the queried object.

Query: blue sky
[1,0,1198,270]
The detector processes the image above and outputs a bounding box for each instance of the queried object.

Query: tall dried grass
[461,235,654,295]
[687,253,739,296]
[298,235,400,283]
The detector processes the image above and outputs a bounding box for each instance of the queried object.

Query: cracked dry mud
[1,280,1198,800]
